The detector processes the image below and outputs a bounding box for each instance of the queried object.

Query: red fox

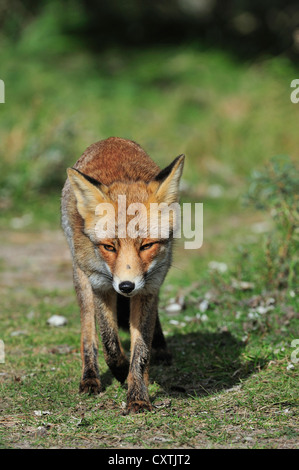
[61,137,184,413]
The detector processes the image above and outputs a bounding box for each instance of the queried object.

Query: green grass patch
[1,274,298,448]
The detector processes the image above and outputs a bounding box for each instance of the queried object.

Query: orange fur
[61,137,184,412]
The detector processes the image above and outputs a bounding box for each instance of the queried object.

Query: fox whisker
[97,271,113,281]
[144,262,165,280]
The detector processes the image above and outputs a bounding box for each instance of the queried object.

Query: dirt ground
[0,229,73,292]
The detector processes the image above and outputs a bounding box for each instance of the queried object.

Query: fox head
[67,154,184,296]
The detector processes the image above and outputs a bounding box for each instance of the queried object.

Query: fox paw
[125,400,152,414]
[79,377,102,395]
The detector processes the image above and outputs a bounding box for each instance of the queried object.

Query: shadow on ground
[154,331,266,397]
[100,330,267,398]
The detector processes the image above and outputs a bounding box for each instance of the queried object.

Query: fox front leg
[73,265,102,395]
[126,294,157,413]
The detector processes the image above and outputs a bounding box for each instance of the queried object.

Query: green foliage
[245,156,299,289]
[1,36,299,216]
[1,2,299,450]
[247,155,299,216]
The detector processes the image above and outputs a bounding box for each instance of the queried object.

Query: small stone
[199,299,209,312]
[165,303,182,313]
[47,315,67,327]
[208,261,228,273]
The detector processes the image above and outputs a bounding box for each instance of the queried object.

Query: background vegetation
[0,0,298,449]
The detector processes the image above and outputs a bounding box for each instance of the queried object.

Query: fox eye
[103,244,116,252]
[140,242,155,251]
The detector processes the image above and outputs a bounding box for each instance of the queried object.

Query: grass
[0,4,299,449]
[1,23,299,216]
[0,275,298,448]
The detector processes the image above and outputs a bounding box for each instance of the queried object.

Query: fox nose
[119,281,135,294]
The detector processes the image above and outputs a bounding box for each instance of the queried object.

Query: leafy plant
[245,155,299,289]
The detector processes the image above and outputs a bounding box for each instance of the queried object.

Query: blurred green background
[1,1,299,449]
[0,0,299,274]
[1,0,299,216]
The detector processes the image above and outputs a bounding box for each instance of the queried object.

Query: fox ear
[153,154,185,204]
[67,168,108,220]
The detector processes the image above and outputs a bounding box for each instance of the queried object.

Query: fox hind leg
[151,314,172,365]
